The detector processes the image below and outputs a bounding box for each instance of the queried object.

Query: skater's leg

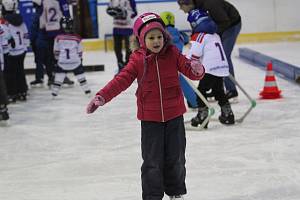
[113,34,124,71]
[211,76,235,124]
[73,65,90,94]
[141,121,165,200]
[164,116,187,197]
[52,67,66,97]
[124,35,131,64]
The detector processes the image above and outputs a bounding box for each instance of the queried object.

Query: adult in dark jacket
[178,0,241,100]
[29,0,53,86]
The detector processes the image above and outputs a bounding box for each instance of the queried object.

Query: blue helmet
[187,9,218,34]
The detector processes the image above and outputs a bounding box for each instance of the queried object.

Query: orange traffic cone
[259,62,282,99]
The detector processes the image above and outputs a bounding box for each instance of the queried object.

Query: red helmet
[133,12,166,47]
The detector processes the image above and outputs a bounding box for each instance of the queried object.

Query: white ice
[1,42,300,200]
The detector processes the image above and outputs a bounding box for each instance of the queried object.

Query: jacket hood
[5,13,23,26]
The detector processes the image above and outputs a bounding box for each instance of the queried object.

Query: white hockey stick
[181,74,215,130]
[229,74,256,123]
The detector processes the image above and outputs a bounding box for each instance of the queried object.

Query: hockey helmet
[61,17,74,33]
[160,11,175,27]
[187,9,217,34]
[2,0,18,12]
[187,9,209,28]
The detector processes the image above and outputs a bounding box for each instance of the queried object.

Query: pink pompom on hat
[133,12,167,47]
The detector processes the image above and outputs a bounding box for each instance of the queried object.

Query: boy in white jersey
[52,17,90,97]
[187,9,235,127]
[2,0,29,102]
[0,24,10,122]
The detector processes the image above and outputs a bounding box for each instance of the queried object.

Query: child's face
[179,4,195,13]
[145,29,164,53]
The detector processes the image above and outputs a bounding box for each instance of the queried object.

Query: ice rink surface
[1,42,300,200]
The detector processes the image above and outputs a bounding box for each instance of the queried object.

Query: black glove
[106,6,127,19]
[106,6,119,17]
[131,11,137,18]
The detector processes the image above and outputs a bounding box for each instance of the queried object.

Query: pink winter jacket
[97,45,204,122]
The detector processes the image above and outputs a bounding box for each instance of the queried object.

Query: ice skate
[8,95,17,104]
[17,93,27,101]
[51,92,58,100]
[170,195,184,200]
[85,90,92,97]
[191,107,209,128]
[0,105,9,126]
[219,103,235,125]
[30,79,44,87]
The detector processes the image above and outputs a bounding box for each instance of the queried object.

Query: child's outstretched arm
[86,56,139,114]
[86,95,105,114]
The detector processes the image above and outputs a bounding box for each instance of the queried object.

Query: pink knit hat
[133,12,166,47]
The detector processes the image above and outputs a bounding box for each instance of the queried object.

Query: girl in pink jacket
[86,12,205,200]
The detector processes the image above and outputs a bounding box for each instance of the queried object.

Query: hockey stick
[181,74,215,130]
[229,74,256,123]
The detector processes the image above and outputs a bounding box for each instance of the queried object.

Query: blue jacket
[166,26,189,52]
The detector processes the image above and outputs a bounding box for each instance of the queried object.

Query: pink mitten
[191,60,205,77]
[86,95,105,114]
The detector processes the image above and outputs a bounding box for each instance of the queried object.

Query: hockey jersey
[109,0,137,35]
[54,34,83,70]
[188,32,229,77]
[4,14,29,56]
[39,0,70,34]
[6,23,29,56]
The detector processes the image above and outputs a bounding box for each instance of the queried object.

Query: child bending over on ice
[186,9,235,128]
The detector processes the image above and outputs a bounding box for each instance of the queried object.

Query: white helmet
[32,0,42,6]
[2,0,18,11]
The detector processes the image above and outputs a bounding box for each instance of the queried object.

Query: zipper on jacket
[155,56,165,122]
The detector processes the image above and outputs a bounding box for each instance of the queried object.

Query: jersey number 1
[65,49,70,59]
[215,42,225,61]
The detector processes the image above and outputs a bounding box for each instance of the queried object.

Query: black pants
[34,39,53,80]
[0,70,8,105]
[113,34,131,70]
[4,53,28,97]
[141,115,187,200]
[46,38,55,79]
[197,73,229,107]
